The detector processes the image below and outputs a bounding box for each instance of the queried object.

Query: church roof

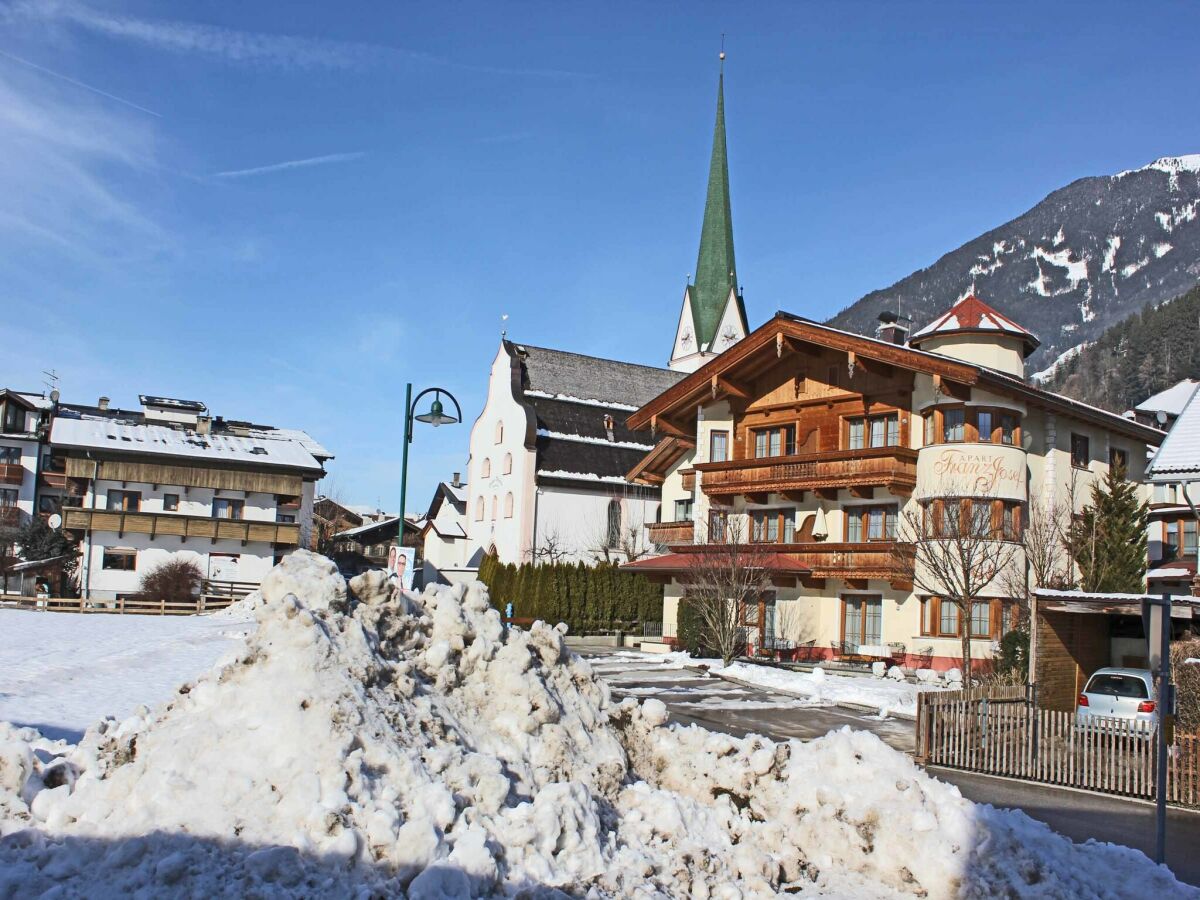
[688,67,744,349]
[909,294,1040,356]
[512,343,683,410]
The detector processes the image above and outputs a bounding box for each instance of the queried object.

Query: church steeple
[670,52,749,373]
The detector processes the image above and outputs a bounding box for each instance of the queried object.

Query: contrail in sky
[212,152,366,179]
[0,48,162,117]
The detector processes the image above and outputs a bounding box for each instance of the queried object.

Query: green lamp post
[397,384,463,571]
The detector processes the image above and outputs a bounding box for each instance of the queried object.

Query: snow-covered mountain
[828,155,1200,370]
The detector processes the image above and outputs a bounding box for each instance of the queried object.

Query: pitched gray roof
[1148,386,1200,479]
[512,343,684,409]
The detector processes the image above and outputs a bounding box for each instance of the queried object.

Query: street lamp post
[398,384,463,572]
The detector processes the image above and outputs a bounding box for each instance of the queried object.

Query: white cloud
[0,63,165,269]
[5,1,588,77]
[212,151,365,179]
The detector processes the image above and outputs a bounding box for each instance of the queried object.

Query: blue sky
[1,1,1198,514]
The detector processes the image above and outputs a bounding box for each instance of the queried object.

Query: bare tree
[584,506,654,564]
[1003,490,1073,612]
[681,517,777,667]
[897,494,1021,682]
[530,527,572,565]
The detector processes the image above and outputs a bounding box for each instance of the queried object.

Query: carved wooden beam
[713,375,752,400]
[845,578,869,591]
[814,488,840,501]
[781,490,806,502]
[800,576,827,590]
[848,486,874,500]
[744,492,770,505]
[651,415,691,440]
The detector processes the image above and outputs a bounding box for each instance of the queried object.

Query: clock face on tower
[720,325,739,346]
[680,327,694,349]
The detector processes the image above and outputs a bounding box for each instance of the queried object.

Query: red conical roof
[909,294,1040,357]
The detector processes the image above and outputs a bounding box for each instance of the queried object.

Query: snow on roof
[246,427,333,461]
[1147,567,1192,579]
[51,415,325,473]
[1134,379,1200,416]
[536,469,632,485]
[1147,383,1200,479]
[444,482,467,503]
[1034,587,1200,604]
[909,294,1040,354]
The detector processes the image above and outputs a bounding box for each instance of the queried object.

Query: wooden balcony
[63,508,301,546]
[695,447,917,500]
[39,471,70,490]
[0,464,23,486]
[0,506,22,528]
[782,541,914,587]
[646,520,695,546]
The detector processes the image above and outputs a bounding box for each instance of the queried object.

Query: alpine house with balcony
[50,394,331,602]
[624,294,1165,670]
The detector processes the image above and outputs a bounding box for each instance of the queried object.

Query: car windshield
[1085,674,1148,699]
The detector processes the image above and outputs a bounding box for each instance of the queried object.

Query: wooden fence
[916,687,1200,806]
[0,594,237,616]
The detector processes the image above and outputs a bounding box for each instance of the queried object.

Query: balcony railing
[695,447,917,498]
[0,464,23,486]
[782,541,914,582]
[646,520,695,546]
[675,540,914,584]
[0,507,23,528]
[63,508,301,546]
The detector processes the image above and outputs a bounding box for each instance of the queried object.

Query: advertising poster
[387,545,416,591]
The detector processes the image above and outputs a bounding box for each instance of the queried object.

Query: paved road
[580,646,1200,888]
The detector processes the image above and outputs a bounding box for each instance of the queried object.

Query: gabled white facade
[668,286,747,373]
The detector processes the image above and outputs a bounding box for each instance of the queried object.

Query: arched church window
[504,493,514,518]
[491,495,498,521]
[481,458,491,478]
[495,420,504,444]
[606,499,622,548]
[502,452,512,475]
[474,497,484,521]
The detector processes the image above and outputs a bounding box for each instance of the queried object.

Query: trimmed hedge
[477,555,662,634]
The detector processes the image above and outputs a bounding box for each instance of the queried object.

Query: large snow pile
[0,551,1192,898]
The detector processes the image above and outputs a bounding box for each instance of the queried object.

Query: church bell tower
[669,52,749,373]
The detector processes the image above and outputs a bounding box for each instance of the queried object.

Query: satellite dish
[1157,410,1169,425]
[48,513,62,529]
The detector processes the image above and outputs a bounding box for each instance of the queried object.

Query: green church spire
[689,61,740,348]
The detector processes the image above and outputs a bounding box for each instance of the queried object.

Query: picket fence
[916,686,1199,807]
[0,594,237,616]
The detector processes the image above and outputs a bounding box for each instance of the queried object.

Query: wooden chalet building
[624,294,1166,670]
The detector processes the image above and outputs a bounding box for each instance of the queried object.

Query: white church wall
[533,483,660,564]
[465,344,537,564]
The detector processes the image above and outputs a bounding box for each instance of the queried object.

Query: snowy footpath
[0,552,1194,898]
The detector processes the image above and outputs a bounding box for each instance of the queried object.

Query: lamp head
[414,392,459,427]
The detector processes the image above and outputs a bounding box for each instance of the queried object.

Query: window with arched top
[502,452,512,475]
[606,499,622,548]
[481,458,491,478]
[491,495,498,521]
[495,420,504,444]
[474,497,484,522]
[504,492,514,518]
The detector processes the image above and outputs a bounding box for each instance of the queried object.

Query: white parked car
[1075,667,1157,732]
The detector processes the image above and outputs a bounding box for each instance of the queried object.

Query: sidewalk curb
[705,670,918,722]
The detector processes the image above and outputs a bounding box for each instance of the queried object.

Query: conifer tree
[1066,465,1149,593]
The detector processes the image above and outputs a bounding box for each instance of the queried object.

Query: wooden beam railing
[63,508,301,546]
[0,594,239,615]
[695,447,917,497]
[646,520,695,546]
[0,463,23,486]
[668,540,915,581]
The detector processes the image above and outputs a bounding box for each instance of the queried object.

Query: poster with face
[387,545,416,591]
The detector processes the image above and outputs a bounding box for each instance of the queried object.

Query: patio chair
[887,642,906,666]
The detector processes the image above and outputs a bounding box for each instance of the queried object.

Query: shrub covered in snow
[0,550,1192,898]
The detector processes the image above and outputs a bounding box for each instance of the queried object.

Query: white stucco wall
[465,344,537,564]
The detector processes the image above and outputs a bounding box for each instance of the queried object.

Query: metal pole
[398,383,412,566]
[1154,592,1171,866]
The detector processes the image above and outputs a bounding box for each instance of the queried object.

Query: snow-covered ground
[0,609,252,740]
[0,554,1193,897]
[712,661,941,718]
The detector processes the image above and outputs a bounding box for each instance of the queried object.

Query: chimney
[98,396,110,410]
[875,311,910,346]
[196,415,212,435]
[452,472,462,488]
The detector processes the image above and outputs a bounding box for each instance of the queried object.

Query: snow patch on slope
[1027,245,1089,296]
[1031,342,1091,383]
[0,552,1192,897]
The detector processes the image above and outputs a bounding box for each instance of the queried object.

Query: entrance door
[742,591,777,651]
[842,595,882,652]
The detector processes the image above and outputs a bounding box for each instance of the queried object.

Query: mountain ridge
[826,155,1200,370]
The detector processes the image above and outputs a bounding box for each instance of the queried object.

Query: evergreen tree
[15,518,78,574]
[1066,465,1149,592]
